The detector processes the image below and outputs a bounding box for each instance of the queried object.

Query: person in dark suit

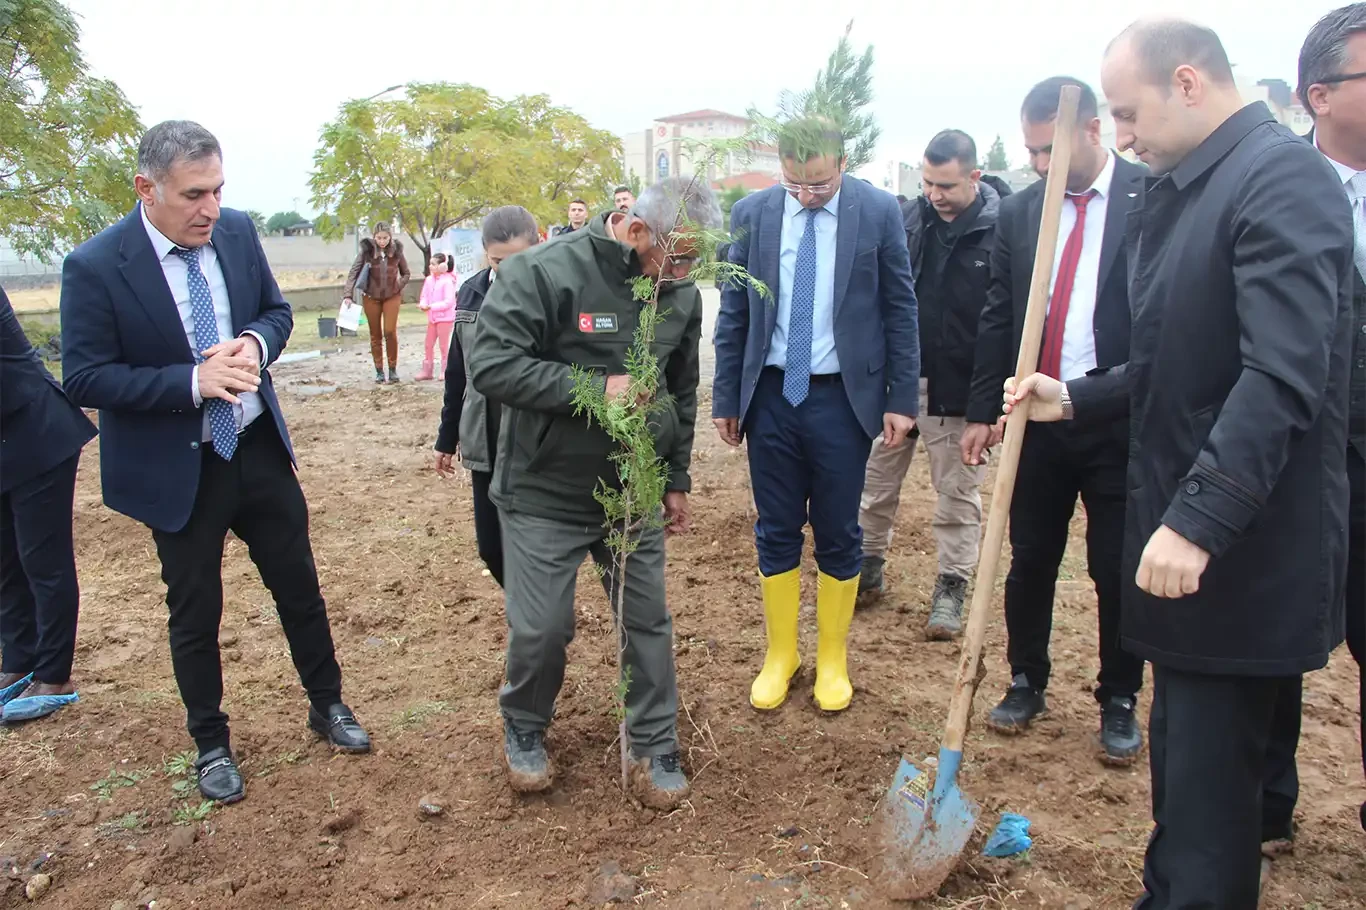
[1259,4,1366,861]
[0,286,97,718]
[59,121,370,804]
[713,118,919,713]
[963,76,1147,766]
[1005,20,1355,906]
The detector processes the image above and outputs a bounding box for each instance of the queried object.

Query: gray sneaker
[504,723,552,793]
[629,751,691,810]
[856,555,886,608]
[925,573,968,641]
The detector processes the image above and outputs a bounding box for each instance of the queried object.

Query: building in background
[620,109,783,190]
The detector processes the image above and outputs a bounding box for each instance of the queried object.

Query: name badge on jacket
[578,313,619,333]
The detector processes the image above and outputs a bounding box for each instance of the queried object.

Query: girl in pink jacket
[415,253,459,380]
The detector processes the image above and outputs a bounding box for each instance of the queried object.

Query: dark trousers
[150,420,342,754]
[1136,664,1300,909]
[745,367,873,580]
[0,454,82,685]
[1262,444,1366,836]
[1004,420,1143,702]
[470,469,504,587]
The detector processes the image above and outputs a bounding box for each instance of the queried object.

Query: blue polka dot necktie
[783,208,819,406]
[173,246,238,460]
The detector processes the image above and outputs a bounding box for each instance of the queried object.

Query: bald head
[1109,18,1236,91]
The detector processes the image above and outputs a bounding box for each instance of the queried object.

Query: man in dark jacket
[965,77,1148,766]
[0,287,97,719]
[469,177,710,810]
[1005,20,1355,907]
[857,130,1003,641]
[1260,3,1366,857]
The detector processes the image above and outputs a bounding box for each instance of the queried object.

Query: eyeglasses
[1318,70,1366,86]
[779,181,836,194]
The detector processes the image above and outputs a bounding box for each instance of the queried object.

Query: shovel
[878,84,1083,901]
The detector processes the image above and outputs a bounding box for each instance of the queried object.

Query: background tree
[266,210,305,235]
[0,0,143,261]
[245,209,266,233]
[718,184,749,231]
[751,20,880,171]
[984,134,1010,171]
[309,82,620,271]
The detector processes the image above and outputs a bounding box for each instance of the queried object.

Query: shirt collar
[784,188,841,220]
[1314,135,1360,187]
[1083,150,1117,199]
[1168,102,1276,192]
[140,203,210,259]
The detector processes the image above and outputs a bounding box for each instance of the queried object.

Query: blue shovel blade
[879,751,981,901]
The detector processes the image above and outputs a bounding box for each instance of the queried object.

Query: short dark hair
[1111,19,1236,89]
[613,185,631,195]
[1298,3,1366,116]
[569,198,587,207]
[777,117,846,162]
[923,129,978,171]
[481,206,539,248]
[1021,76,1099,124]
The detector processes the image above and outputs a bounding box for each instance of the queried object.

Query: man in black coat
[0,286,97,715]
[857,130,1003,640]
[1005,19,1356,908]
[1261,2,1366,855]
[965,77,1147,765]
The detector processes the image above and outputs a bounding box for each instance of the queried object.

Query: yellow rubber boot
[750,569,802,710]
[813,572,858,711]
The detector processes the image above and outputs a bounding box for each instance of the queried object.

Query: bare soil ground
[2,317,1362,910]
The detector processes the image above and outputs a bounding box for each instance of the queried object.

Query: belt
[765,366,842,384]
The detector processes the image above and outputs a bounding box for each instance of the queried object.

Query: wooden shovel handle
[940,85,1082,753]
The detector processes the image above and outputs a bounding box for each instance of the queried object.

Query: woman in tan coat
[343,222,410,383]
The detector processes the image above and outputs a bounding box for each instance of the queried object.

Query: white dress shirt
[766,189,842,375]
[140,207,266,439]
[1048,151,1117,382]
[1317,139,1366,280]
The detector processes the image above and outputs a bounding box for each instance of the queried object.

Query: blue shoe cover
[983,812,1033,857]
[0,691,78,724]
[0,674,33,706]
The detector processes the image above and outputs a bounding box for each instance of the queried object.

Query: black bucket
[317,316,338,338]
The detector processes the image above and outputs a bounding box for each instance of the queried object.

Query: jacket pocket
[525,413,617,490]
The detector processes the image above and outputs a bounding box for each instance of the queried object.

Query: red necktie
[1038,190,1098,379]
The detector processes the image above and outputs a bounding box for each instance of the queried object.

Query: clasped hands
[1002,372,1211,599]
[197,336,262,405]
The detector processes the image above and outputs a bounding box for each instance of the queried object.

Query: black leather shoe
[986,674,1048,734]
[309,703,371,753]
[195,747,245,804]
[1099,696,1143,766]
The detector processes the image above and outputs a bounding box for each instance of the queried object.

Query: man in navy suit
[59,121,369,804]
[713,119,920,713]
[0,286,97,717]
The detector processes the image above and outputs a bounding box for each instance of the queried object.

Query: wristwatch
[1059,383,1074,421]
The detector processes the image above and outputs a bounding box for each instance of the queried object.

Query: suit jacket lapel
[117,209,194,359]
[832,180,861,320]
[210,221,251,333]
[1098,160,1143,291]
[758,188,784,343]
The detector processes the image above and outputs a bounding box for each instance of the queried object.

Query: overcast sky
[67,0,1337,217]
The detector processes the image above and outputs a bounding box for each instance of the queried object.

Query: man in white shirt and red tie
[964,77,1149,766]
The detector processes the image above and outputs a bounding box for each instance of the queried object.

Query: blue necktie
[783,208,819,406]
[173,246,237,460]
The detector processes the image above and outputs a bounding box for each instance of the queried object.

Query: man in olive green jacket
[469,177,715,809]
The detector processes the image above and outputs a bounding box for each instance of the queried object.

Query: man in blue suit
[713,119,920,712]
[60,121,369,804]
[0,286,97,719]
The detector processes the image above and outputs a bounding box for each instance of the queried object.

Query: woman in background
[415,253,458,381]
[433,206,540,586]
[342,222,410,384]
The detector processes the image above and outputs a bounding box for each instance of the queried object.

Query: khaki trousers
[859,380,985,579]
